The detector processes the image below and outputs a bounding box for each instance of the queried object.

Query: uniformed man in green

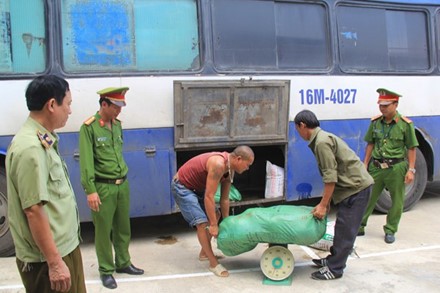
[6,75,86,293]
[79,87,144,289]
[358,88,418,244]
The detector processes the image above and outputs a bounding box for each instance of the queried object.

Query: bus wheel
[375,148,428,213]
[0,166,15,257]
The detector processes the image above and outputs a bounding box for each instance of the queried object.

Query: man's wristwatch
[408,168,416,174]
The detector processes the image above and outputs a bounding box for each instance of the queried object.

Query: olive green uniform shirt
[364,111,419,159]
[308,127,374,204]
[6,117,81,262]
[79,112,128,195]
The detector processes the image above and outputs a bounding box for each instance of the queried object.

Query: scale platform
[260,245,295,285]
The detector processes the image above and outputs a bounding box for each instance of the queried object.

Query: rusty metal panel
[174,80,290,149]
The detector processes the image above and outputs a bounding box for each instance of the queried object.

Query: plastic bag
[217,205,326,256]
[214,184,242,202]
[309,221,335,251]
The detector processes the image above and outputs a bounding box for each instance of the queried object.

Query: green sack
[217,205,326,256]
[214,184,242,203]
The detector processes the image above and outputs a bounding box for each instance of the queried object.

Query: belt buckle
[380,162,389,169]
[115,178,123,185]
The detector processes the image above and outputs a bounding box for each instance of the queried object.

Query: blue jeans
[171,179,209,227]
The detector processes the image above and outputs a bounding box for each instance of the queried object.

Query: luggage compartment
[174,79,290,206]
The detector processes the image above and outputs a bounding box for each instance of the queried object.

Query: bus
[1,0,439,257]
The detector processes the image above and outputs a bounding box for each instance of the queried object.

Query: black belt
[95,176,126,185]
[372,158,404,168]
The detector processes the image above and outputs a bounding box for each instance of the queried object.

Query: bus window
[275,2,330,70]
[337,5,430,72]
[0,0,46,74]
[436,10,440,71]
[60,0,200,73]
[211,0,330,71]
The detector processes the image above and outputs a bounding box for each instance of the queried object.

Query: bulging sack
[309,221,335,251]
[214,184,242,203]
[217,205,326,256]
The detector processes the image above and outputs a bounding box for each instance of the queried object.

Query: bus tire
[375,148,428,213]
[0,165,15,257]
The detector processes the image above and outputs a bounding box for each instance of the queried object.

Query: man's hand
[206,225,219,237]
[405,170,415,184]
[87,192,101,212]
[24,204,72,292]
[48,258,71,292]
[311,203,328,220]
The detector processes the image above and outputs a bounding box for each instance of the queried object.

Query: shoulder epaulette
[37,130,53,149]
[371,114,382,121]
[83,116,96,126]
[401,116,413,124]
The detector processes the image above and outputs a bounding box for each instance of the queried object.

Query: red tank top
[178,152,228,193]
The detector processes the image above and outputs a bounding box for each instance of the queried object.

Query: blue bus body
[0,1,440,256]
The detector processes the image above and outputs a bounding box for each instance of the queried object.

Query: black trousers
[327,185,372,275]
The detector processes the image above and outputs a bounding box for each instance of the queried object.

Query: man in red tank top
[171,146,254,277]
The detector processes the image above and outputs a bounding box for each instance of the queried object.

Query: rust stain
[155,235,178,245]
[200,108,224,124]
[246,116,264,126]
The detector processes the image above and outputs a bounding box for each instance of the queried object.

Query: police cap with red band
[97,87,129,107]
[377,88,402,106]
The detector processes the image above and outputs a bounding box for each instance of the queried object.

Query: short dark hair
[231,145,254,160]
[99,97,112,106]
[294,110,320,128]
[25,75,70,111]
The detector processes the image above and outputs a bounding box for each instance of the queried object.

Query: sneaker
[385,233,395,244]
[311,266,342,280]
[312,258,328,268]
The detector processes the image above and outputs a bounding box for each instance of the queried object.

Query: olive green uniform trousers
[360,161,407,235]
[16,246,86,293]
[93,180,131,275]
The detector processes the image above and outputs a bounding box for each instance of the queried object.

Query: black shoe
[312,258,328,268]
[100,274,117,289]
[116,264,144,275]
[385,234,395,244]
[311,267,342,280]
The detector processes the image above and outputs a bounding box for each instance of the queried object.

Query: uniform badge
[37,130,53,149]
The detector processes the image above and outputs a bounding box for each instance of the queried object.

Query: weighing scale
[260,244,294,285]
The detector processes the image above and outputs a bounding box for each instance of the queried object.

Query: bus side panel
[286,119,372,202]
[58,127,176,222]
[56,132,90,221]
[0,136,12,156]
[286,122,323,201]
[412,116,440,181]
[123,128,176,218]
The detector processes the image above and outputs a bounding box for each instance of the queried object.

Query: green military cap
[97,87,129,107]
[376,88,402,105]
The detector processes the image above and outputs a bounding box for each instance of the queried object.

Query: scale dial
[260,245,295,281]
